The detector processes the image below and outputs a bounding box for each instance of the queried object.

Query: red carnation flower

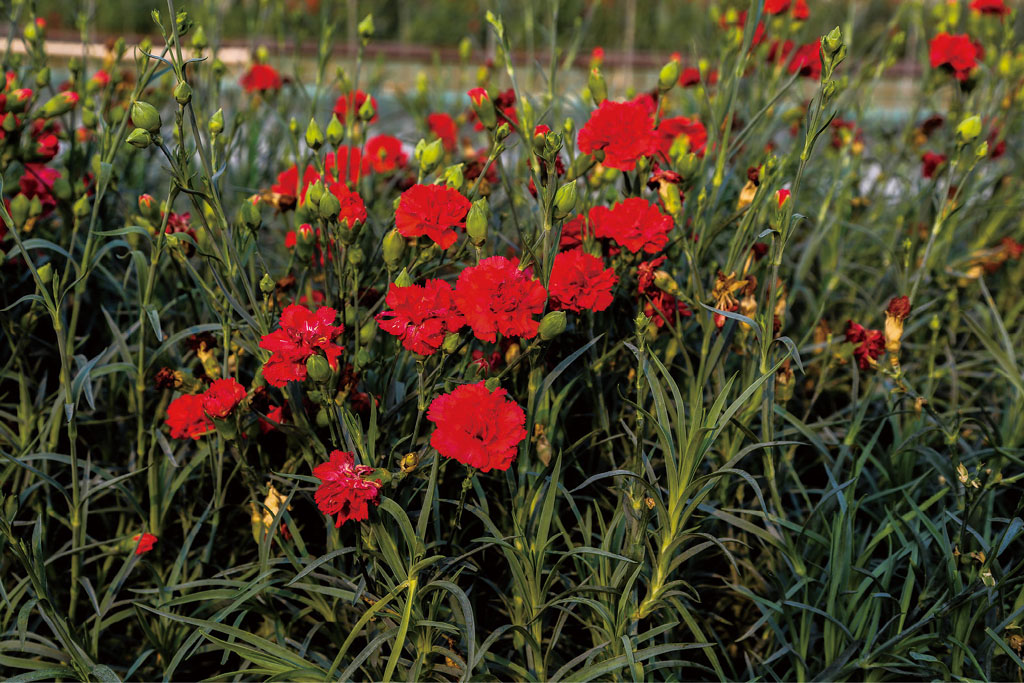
[334,90,377,124]
[365,135,408,174]
[844,321,885,370]
[637,257,692,328]
[240,64,282,93]
[326,146,368,187]
[395,184,472,249]
[548,248,618,313]
[259,305,344,387]
[325,181,368,228]
[921,152,947,179]
[970,0,1010,16]
[453,256,548,342]
[776,189,791,208]
[929,33,981,81]
[166,393,214,440]
[427,382,527,472]
[793,0,809,19]
[577,100,657,171]
[427,112,458,152]
[271,164,321,202]
[590,198,673,254]
[559,213,592,250]
[375,279,465,355]
[133,533,158,555]
[201,378,247,419]
[788,42,822,79]
[656,116,708,158]
[764,0,790,15]
[313,450,381,527]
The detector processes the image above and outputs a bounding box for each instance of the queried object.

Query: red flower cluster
[202,378,247,419]
[929,33,981,81]
[375,279,465,355]
[427,382,527,472]
[334,90,377,124]
[133,533,158,555]
[638,257,692,328]
[427,113,458,152]
[259,305,344,387]
[313,450,382,526]
[656,116,708,158]
[590,198,674,254]
[921,152,947,179]
[364,135,408,174]
[559,214,592,250]
[578,100,657,171]
[678,67,719,88]
[970,0,1010,16]
[454,256,547,342]
[548,248,618,313]
[395,184,472,249]
[166,393,214,440]
[764,0,809,19]
[844,321,885,369]
[240,64,282,93]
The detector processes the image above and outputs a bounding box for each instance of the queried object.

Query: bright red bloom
[454,256,548,342]
[313,450,381,527]
[970,0,1010,16]
[844,321,885,370]
[776,189,791,208]
[427,382,527,472]
[201,378,247,419]
[788,42,822,79]
[577,100,657,172]
[591,46,605,65]
[240,64,282,93]
[19,164,61,215]
[334,90,377,124]
[427,112,458,152]
[327,146,368,186]
[792,0,809,19]
[590,198,673,254]
[89,70,110,88]
[929,33,981,81]
[259,305,344,387]
[559,214,592,250]
[764,0,790,15]
[271,164,321,202]
[637,257,692,328]
[364,135,408,173]
[395,184,472,249]
[548,248,618,313]
[921,152,947,179]
[656,116,708,158]
[166,393,214,440]
[133,533,158,555]
[467,87,489,108]
[258,404,286,433]
[375,279,465,355]
[325,180,368,228]
[678,67,718,87]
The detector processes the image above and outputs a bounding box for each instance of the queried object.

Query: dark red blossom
[844,321,885,369]
[375,279,465,355]
[929,33,981,81]
[133,533,158,555]
[590,198,673,254]
[788,42,823,79]
[201,378,247,419]
[395,184,471,249]
[548,248,618,313]
[454,256,547,342]
[313,450,381,526]
[259,305,344,387]
[577,100,657,172]
[427,382,527,472]
[166,393,214,440]
[559,214,591,250]
[240,64,282,93]
[970,0,1010,16]
[921,152,947,179]
[637,257,691,328]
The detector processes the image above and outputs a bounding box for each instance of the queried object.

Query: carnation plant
[1,0,1023,681]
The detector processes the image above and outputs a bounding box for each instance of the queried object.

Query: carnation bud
[259,273,275,294]
[131,100,161,133]
[2,114,18,134]
[358,13,375,43]
[40,91,79,118]
[394,267,414,288]
[400,451,419,473]
[295,223,317,257]
[306,179,325,207]
[823,27,843,56]
[318,191,341,221]
[191,25,208,51]
[306,355,333,384]
[305,117,324,150]
[126,127,152,148]
[138,194,159,219]
[466,198,489,246]
[416,138,445,174]
[658,60,680,92]
[36,262,53,285]
[495,122,511,141]
[348,246,365,266]
[51,177,72,201]
[538,311,567,340]
[443,164,465,189]
[240,199,261,230]
[975,141,989,158]
[956,115,982,144]
[9,194,30,228]
[359,319,376,344]
[484,377,501,392]
[28,195,43,218]
[382,229,406,268]
[468,87,497,129]
[326,114,344,147]
[209,108,224,136]
[458,37,472,61]
[588,67,607,106]
[72,195,90,218]
[7,88,32,113]
[442,332,460,354]
[358,96,376,122]
[173,80,192,105]
[553,181,578,220]
[35,67,50,88]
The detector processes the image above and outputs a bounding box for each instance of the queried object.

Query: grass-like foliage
[2,0,1024,680]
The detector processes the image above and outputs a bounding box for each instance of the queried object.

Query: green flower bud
[126,127,152,148]
[191,25,208,51]
[466,198,489,246]
[382,229,406,269]
[976,140,989,158]
[315,406,330,427]
[72,195,90,218]
[538,311,566,340]
[305,117,324,150]
[442,332,460,354]
[348,246,365,266]
[173,80,192,105]
[458,37,472,61]
[359,319,375,344]
[35,67,50,88]
[358,96,376,122]
[956,115,982,143]
[318,190,341,220]
[306,179,325,207]
[52,177,72,202]
[484,377,500,392]
[824,26,843,56]
[259,273,275,294]
[9,194,30,227]
[81,106,97,128]
[306,355,333,384]
[658,59,680,92]
[40,91,80,118]
[357,13,375,43]
[553,181,578,220]
[2,113,17,133]
[588,67,607,106]
[417,138,445,174]
[131,100,161,133]
[28,195,42,218]
[326,114,344,147]
[443,164,465,189]
[394,267,414,288]
[37,262,53,285]
[240,199,261,230]
[495,122,511,141]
